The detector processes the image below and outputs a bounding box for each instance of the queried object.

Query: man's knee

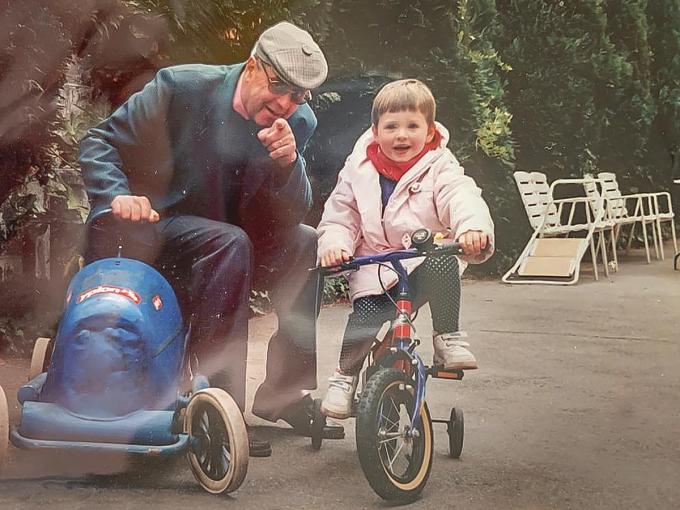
[187,223,253,283]
[298,224,318,249]
[208,224,253,260]
[294,224,318,263]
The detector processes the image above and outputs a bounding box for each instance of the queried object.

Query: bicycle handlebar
[316,241,464,276]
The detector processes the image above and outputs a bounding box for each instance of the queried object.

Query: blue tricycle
[0,210,249,494]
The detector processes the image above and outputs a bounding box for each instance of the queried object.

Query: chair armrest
[547,195,606,229]
[652,192,673,215]
[552,197,592,205]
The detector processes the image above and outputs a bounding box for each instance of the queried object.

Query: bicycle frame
[320,241,463,430]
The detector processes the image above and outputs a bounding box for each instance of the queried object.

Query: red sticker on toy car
[77,285,141,305]
[152,294,163,311]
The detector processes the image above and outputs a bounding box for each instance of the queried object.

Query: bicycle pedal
[430,366,464,380]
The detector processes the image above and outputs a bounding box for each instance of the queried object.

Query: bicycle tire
[355,368,433,502]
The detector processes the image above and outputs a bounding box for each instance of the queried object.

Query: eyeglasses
[257,59,312,105]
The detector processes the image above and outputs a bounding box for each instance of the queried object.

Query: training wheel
[310,398,325,450]
[185,388,249,494]
[447,407,464,459]
[0,385,9,471]
[28,337,52,381]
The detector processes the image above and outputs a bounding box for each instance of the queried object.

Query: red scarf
[366,130,442,182]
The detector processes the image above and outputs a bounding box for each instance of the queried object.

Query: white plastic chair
[598,172,676,262]
[647,189,677,260]
[582,173,657,265]
[503,171,610,285]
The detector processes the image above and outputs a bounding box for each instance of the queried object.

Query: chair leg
[656,219,665,260]
[600,232,610,278]
[609,229,618,272]
[589,237,599,281]
[641,220,651,263]
[626,222,636,254]
[670,219,678,254]
[651,219,660,260]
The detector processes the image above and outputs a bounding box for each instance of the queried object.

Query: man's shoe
[320,370,358,420]
[280,395,345,439]
[433,332,478,370]
[247,428,272,457]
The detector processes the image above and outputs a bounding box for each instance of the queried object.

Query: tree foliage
[0,0,169,250]
[647,1,680,179]
[2,0,680,275]
[128,0,289,64]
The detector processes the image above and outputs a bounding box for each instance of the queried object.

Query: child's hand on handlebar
[320,247,351,268]
[111,195,160,223]
[456,230,489,256]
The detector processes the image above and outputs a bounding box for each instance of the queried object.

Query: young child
[317,79,494,419]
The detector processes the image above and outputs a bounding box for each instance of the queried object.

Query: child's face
[372,109,435,162]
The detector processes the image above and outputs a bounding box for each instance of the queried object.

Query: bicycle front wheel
[355,368,433,502]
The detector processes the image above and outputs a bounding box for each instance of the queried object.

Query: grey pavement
[0,245,679,509]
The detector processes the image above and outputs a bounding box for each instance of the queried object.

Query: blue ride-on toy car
[0,211,249,494]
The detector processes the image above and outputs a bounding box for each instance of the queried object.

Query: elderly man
[79,22,343,457]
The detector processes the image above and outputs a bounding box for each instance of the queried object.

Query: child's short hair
[371,79,436,126]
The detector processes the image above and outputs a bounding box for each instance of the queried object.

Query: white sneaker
[321,370,358,419]
[433,332,478,370]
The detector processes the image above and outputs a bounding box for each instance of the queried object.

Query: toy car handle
[88,207,115,225]
[88,207,158,227]
[87,207,159,250]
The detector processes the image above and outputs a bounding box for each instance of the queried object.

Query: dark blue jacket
[79,63,316,228]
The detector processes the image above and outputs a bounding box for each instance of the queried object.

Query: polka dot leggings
[338,254,461,375]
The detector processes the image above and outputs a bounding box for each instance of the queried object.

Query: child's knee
[422,253,460,279]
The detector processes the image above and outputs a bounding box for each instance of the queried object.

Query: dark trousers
[86,214,320,420]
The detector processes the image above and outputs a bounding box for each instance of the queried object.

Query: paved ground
[1,246,679,509]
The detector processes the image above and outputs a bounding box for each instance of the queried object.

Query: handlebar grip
[312,256,358,275]
[425,242,464,256]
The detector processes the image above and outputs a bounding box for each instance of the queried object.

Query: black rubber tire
[448,407,464,459]
[310,398,325,450]
[355,368,433,502]
[185,388,249,494]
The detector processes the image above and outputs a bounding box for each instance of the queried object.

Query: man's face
[240,58,309,127]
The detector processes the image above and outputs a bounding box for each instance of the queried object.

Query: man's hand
[457,230,489,257]
[111,195,160,223]
[320,247,351,268]
[257,118,297,168]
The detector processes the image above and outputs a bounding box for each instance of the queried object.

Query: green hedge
[3,0,680,276]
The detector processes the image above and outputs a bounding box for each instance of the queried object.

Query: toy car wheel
[0,385,9,470]
[447,407,464,459]
[310,398,325,450]
[185,388,249,494]
[28,337,52,381]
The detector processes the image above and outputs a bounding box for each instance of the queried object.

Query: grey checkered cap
[253,21,328,90]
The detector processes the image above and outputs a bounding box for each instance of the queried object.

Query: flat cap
[253,21,328,90]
